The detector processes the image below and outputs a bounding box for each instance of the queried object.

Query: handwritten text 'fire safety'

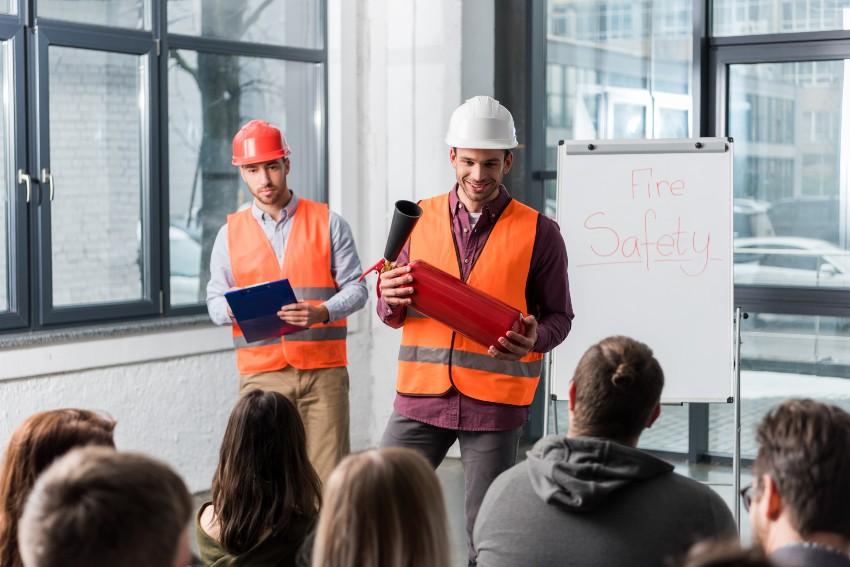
[577,168,721,277]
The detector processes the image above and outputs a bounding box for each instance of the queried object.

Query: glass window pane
[167,50,324,306]
[713,0,850,37]
[710,313,850,456]
[0,41,10,313]
[0,0,14,14]
[638,403,689,453]
[49,47,147,306]
[612,103,647,138]
[167,1,322,49]
[38,0,150,30]
[730,61,850,289]
[545,0,693,169]
[551,396,690,454]
[544,178,557,220]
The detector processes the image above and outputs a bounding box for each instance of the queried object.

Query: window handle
[41,168,54,201]
[17,169,31,203]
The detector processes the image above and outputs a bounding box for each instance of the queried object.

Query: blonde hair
[311,448,450,567]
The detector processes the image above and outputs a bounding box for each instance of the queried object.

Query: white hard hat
[445,96,518,149]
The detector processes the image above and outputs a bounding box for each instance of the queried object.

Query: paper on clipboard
[224,278,304,343]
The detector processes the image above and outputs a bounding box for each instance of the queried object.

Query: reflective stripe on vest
[398,345,543,378]
[396,193,543,406]
[227,199,347,373]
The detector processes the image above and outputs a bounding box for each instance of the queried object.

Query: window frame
[0,2,29,331]
[30,21,161,326]
[709,33,850,318]
[161,0,328,316]
[0,0,328,332]
[524,0,850,460]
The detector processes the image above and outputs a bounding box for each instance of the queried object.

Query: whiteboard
[552,138,734,403]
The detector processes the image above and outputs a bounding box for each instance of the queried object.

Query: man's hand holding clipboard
[277,302,330,327]
[224,279,315,343]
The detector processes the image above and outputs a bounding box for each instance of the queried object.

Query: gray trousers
[380,411,522,565]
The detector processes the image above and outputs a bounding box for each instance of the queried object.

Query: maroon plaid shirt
[378,186,573,431]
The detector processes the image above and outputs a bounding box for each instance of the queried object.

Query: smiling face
[240,158,291,209]
[450,147,513,212]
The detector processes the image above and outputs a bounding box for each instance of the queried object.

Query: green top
[195,502,315,567]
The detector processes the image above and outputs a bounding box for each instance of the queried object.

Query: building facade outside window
[537,0,850,462]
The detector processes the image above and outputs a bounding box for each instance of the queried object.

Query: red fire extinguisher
[405,259,526,350]
[361,201,526,351]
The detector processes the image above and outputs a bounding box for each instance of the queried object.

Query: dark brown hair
[451,146,512,158]
[681,540,773,567]
[0,409,115,567]
[571,335,664,442]
[754,398,850,537]
[18,446,191,567]
[211,390,321,554]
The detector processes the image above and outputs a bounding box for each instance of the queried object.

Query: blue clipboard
[224,279,304,343]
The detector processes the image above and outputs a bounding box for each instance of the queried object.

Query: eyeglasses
[740,483,754,512]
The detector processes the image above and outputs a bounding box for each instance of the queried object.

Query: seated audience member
[18,446,193,567]
[0,409,115,567]
[198,390,321,567]
[310,447,450,567]
[473,335,737,567]
[746,399,850,567]
[682,540,774,567]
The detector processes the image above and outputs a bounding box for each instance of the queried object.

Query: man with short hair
[745,399,850,567]
[207,120,368,482]
[18,446,193,567]
[472,335,736,567]
[378,96,573,564]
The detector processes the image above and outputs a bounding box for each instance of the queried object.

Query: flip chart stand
[732,307,746,529]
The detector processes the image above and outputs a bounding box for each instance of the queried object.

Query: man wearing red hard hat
[377,96,574,564]
[206,120,367,483]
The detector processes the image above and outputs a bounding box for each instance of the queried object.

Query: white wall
[0,0,491,494]
[329,0,465,446]
[0,327,235,493]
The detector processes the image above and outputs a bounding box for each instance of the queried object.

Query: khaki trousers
[239,366,350,484]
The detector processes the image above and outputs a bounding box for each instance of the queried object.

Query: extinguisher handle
[513,314,527,337]
[358,258,388,283]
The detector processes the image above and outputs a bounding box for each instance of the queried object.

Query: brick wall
[49,47,142,306]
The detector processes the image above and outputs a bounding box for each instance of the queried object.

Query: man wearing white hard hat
[377,96,574,564]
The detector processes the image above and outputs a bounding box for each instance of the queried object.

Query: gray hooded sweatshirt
[473,435,736,567]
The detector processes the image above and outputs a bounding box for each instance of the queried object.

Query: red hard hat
[231,120,291,166]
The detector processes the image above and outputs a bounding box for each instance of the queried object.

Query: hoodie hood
[526,435,674,512]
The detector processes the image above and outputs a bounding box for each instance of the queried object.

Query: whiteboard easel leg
[732,307,744,531]
[544,353,554,436]
[551,395,559,435]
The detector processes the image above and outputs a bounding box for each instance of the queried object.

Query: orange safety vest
[397,193,544,406]
[227,199,347,374]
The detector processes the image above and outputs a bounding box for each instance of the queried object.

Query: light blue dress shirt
[206,192,368,326]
